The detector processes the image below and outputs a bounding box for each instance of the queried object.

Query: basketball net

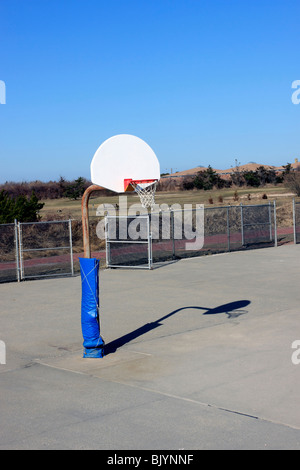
[130,181,158,210]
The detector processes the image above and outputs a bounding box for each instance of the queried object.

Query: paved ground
[1,244,300,450]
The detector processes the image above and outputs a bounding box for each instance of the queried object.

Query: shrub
[0,190,44,223]
[64,177,87,200]
[182,179,195,190]
[193,166,226,191]
[243,170,261,187]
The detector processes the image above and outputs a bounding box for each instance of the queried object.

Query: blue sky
[0,0,300,183]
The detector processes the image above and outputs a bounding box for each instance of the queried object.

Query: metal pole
[171,210,176,259]
[293,198,296,244]
[104,215,110,268]
[273,200,277,247]
[69,219,74,275]
[227,206,230,252]
[17,222,24,280]
[81,184,103,258]
[268,202,273,242]
[147,215,153,269]
[14,219,20,282]
[240,203,244,246]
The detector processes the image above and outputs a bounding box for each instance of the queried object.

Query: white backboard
[90,134,160,193]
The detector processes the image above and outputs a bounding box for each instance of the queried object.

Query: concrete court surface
[1,244,300,450]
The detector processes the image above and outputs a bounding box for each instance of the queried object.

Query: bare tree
[285,166,300,196]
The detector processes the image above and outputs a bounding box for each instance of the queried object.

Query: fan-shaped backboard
[90,134,160,193]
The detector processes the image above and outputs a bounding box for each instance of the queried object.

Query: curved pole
[81,184,103,258]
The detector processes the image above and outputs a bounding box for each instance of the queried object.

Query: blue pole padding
[79,258,104,358]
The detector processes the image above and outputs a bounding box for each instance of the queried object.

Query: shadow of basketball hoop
[104,300,250,355]
[201,300,250,318]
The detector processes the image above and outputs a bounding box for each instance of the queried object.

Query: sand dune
[166,162,299,177]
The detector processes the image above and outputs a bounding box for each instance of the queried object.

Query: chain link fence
[105,215,152,269]
[1,200,299,281]
[105,202,278,268]
[0,219,76,282]
[17,220,74,280]
[0,222,19,283]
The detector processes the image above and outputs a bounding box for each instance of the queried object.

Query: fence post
[240,203,244,246]
[227,206,230,251]
[14,219,20,282]
[293,198,296,244]
[17,222,24,280]
[171,210,176,259]
[104,216,109,267]
[273,200,277,247]
[147,215,153,269]
[69,219,74,275]
[268,202,273,242]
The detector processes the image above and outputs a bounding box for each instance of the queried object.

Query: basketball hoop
[126,179,158,210]
[80,134,161,359]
